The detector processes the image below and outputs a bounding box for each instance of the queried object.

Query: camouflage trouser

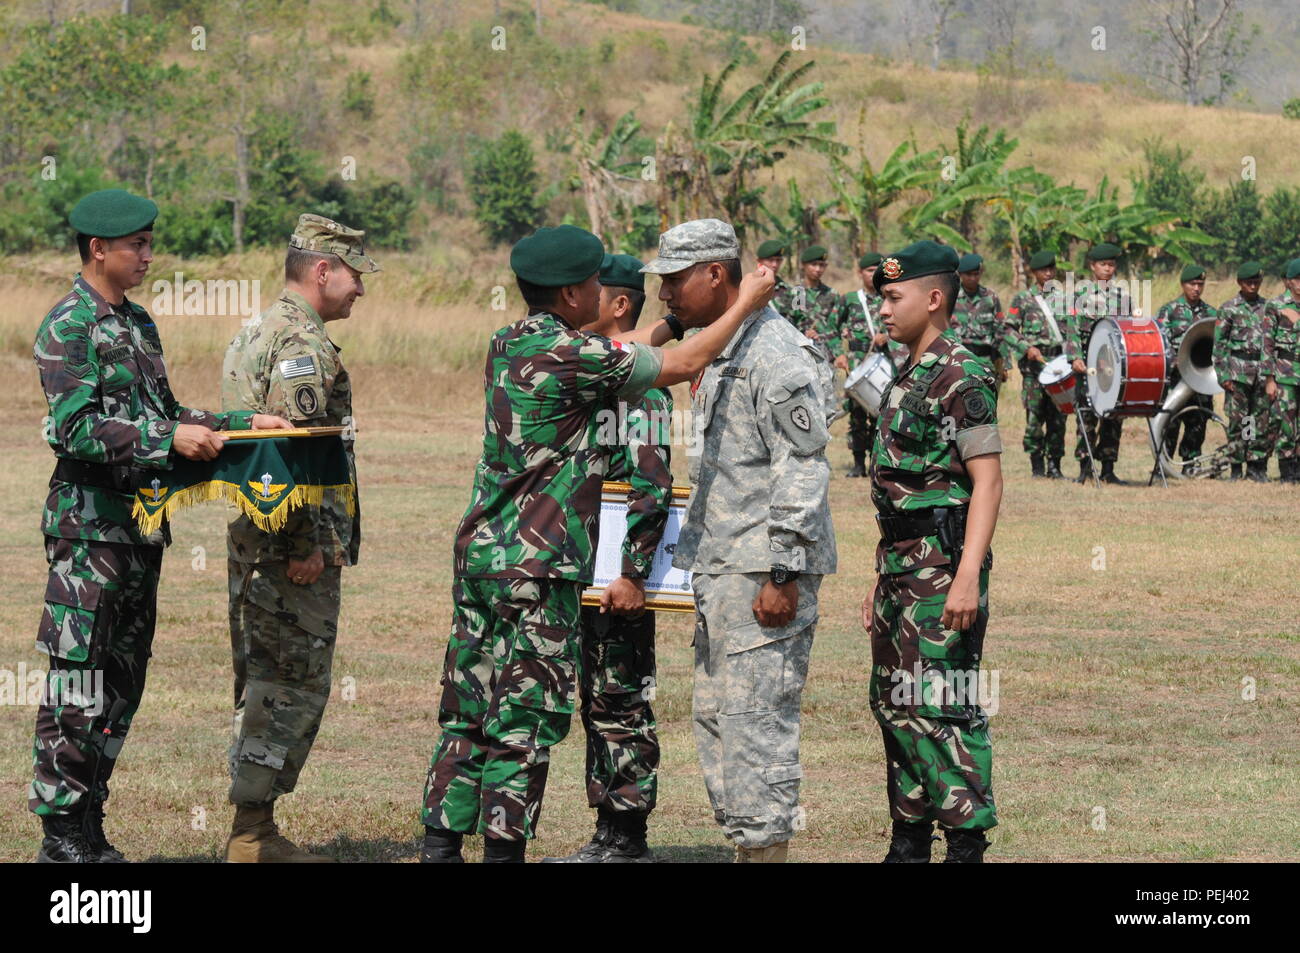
[29,537,162,816]
[1162,391,1213,460]
[846,399,874,461]
[1224,381,1271,465]
[422,577,581,841]
[227,560,340,805]
[1269,382,1298,462]
[578,605,658,814]
[1074,379,1122,463]
[869,566,997,832]
[1020,365,1066,459]
[690,571,820,849]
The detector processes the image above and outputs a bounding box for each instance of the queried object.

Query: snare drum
[845,352,894,417]
[1085,317,1168,417]
[1037,355,1077,414]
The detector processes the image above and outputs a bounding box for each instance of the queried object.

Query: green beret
[957,252,983,273]
[69,189,157,238]
[1028,250,1056,271]
[1179,264,1205,283]
[858,251,883,269]
[1087,242,1122,261]
[1236,260,1262,280]
[598,252,645,291]
[800,245,827,263]
[1285,258,1300,280]
[756,239,786,259]
[872,240,961,292]
[510,225,604,287]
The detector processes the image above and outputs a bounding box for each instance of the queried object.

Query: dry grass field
[0,263,1297,863]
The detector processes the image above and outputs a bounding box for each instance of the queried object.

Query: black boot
[1099,461,1127,485]
[1076,461,1093,484]
[482,836,526,863]
[84,802,126,863]
[541,811,614,863]
[882,819,936,863]
[601,811,655,863]
[847,454,867,478]
[943,827,991,863]
[1045,458,1065,479]
[36,813,100,863]
[1030,454,1045,478]
[420,827,465,863]
[1247,460,1269,483]
[1283,459,1298,484]
[1229,463,1242,481]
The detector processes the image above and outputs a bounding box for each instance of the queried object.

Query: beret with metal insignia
[511,224,605,286]
[1179,263,1206,282]
[598,252,645,291]
[800,244,828,263]
[872,239,961,292]
[958,252,983,273]
[1028,250,1056,271]
[1087,242,1122,261]
[858,251,883,269]
[1236,260,1263,280]
[756,239,786,259]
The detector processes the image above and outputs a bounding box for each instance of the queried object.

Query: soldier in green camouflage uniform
[866,241,1003,864]
[1154,264,1217,472]
[220,214,375,862]
[30,190,285,863]
[774,245,839,340]
[545,254,672,863]
[1214,261,1272,481]
[953,253,1007,401]
[1067,243,1130,484]
[420,223,775,863]
[1004,250,1068,478]
[1263,258,1300,483]
[828,252,891,476]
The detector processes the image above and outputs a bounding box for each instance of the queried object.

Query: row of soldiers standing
[757,239,1300,484]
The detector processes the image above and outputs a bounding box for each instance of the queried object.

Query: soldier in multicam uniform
[1154,264,1217,474]
[1264,258,1300,484]
[1004,250,1068,479]
[864,240,1003,864]
[419,223,774,863]
[1214,261,1272,482]
[656,221,836,864]
[30,190,288,863]
[953,253,1008,400]
[544,254,672,863]
[1067,243,1131,485]
[775,244,839,340]
[220,214,376,862]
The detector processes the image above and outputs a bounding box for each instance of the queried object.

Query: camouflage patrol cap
[1286,258,1300,280]
[511,225,604,286]
[1180,264,1206,282]
[858,251,883,269]
[1236,260,1262,280]
[873,240,960,292]
[756,239,786,259]
[800,245,828,263]
[958,252,983,273]
[598,252,645,291]
[642,219,740,275]
[1087,242,1122,261]
[69,189,157,238]
[290,214,380,273]
[1028,250,1056,270]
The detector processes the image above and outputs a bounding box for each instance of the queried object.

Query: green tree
[467,130,544,245]
[825,119,939,255]
[1258,187,1300,275]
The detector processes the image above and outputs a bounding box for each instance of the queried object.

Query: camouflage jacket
[774,281,838,337]
[1004,285,1069,367]
[455,310,662,582]
[223,288,360,566]
[1066,279,1133,363]
[34,275,252,546]
[831,287,908,369]
[601,388,674,578]
[1213,293,1269,384]
[672,305,836,576]
[1263,290,1300,385]
[952,284,1005,363]
[870,333,1001,575]
[1154,295,1216,364]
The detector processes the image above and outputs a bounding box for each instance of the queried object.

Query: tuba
[1148,318,1222,476]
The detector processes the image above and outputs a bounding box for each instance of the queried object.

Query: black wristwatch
[770,565,800,586]
[662,313,686,341]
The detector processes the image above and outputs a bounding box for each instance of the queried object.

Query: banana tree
[826,119,940,255]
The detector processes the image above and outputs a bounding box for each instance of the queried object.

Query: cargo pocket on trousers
[503,619,577,716]
[38,572,105,664]
[914,625,981,719]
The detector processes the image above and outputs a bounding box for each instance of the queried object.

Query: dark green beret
[1286,258,1300,280]
[69,189,157,238]
[957,252,983,273]
[872,240,961,292]
[1028,250,1056,271]
[756,239,786,259]
[598,252,645,291]
[1236,260,1262,280]
[1179,264,1206,282]
[858,251,883,269]
[1087,242,1122,261]
[510,225,604,287]
[800,245,827,263]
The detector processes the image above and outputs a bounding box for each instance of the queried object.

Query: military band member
[953,253,1007,400]
[777,245,838,340]
[830,252,892,477]
[1263,258,1300,484]
[864,240,1002,863]
[1004,251,1068,479]
[1154,264,1217,474]
[1214,261,1272,482]
[420,223,775,863]
[1068,243,1131,484]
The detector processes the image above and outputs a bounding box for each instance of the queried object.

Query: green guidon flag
[132,431,355,536]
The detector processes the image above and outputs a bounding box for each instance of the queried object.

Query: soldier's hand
[834,354,849,371]
[173,423,226,461]
[753,580,797,628]
[941,572,980,633]
[601,575,645,615]
[1222,380,1235,393]
[873,332,888,347]
[804,328,820,341]
[1265,378,1279,400]
[1000,368,1009,382]
[1026,346,1044,364]
[288,548,325,586]
[1072,359,1087,374]
[738,265,777,311]
[252,413,293,430]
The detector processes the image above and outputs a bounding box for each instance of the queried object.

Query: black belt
[965,343,996,358]
[876,506,967,544]
[52,459,149,493]
[1230,349,1260,360]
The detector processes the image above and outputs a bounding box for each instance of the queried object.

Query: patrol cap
[858,251,883,269]
[1236,260,1263,280]
[1087,242,1122,261]
[1028,250,1056,271]
[511,224,604,286]
[958,252,983,273]
[1285,258,1300,280]
[69,189,157,238]
[800,245,828,263]
[873,240,961,292]
[756,239,786,259]
[598,252,645,291]
[642,219,740,275]
[290,213,380,274]
[1180,264,1206,282]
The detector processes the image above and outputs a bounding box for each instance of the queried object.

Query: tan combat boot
[225,803,335,863]
[734,841,789,863]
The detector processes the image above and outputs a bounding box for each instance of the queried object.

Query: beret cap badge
[881,257,903,280]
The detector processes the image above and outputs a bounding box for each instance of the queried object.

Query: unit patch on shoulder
[293,384,320,417]
[279,355,317,380]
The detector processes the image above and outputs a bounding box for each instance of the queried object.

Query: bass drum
[1086,317,1168,417]
[844,352,894,417]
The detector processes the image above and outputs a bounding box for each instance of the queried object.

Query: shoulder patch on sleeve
[956,378,995,425]
[279,355,317,380]
[293,382,322,417]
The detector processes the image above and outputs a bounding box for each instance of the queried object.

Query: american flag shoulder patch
[279,355,316,380]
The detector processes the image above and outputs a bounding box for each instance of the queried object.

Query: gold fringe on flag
[132,480,356,537]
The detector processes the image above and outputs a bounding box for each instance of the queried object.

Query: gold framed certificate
[581,482,695,613]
